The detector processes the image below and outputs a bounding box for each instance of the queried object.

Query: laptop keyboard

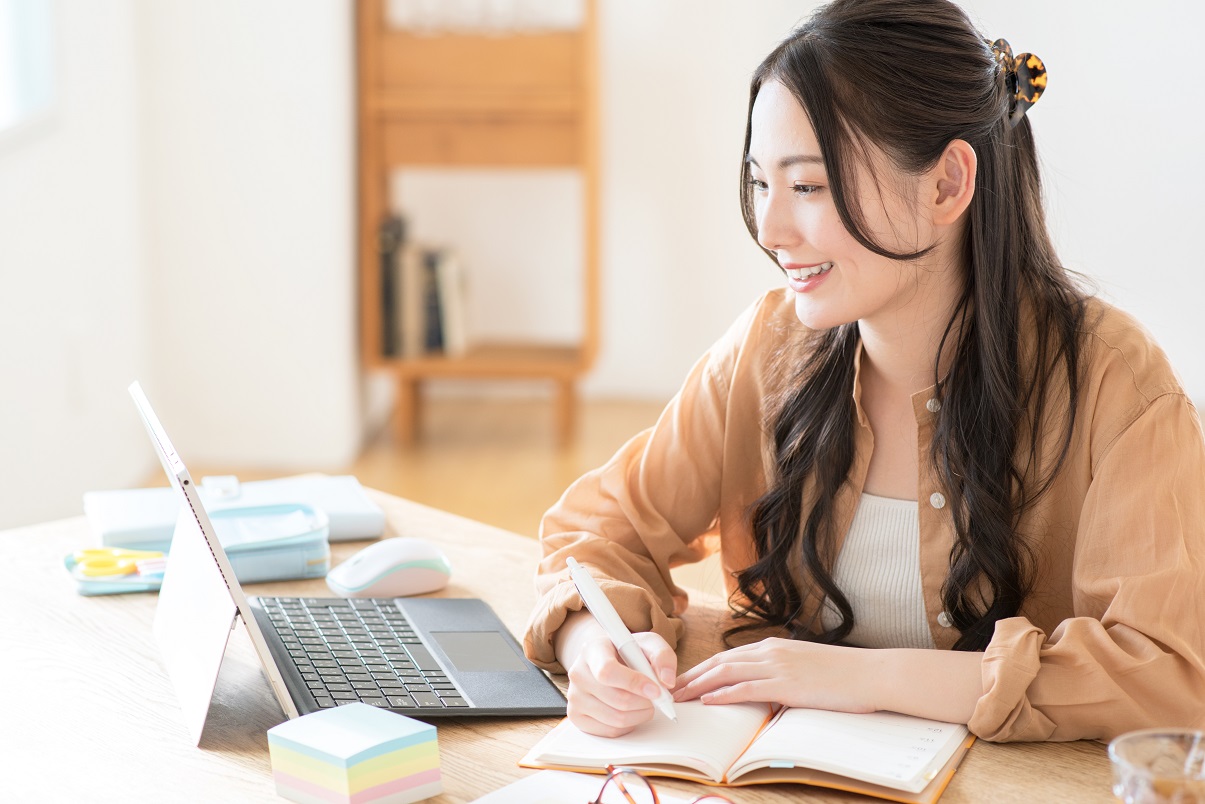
[257,597,470,711]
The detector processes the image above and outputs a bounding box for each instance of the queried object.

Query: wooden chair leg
[395,377,421,446]
[554,379,576,448]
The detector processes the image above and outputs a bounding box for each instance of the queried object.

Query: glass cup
[1109,729,1205,803]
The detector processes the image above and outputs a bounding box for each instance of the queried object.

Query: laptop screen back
[129,381,299,744]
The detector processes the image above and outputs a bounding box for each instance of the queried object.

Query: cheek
[807,209,851,253]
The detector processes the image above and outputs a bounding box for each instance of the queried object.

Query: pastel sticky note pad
[267,703,441,804]
[274,769,443,804]
[270,741,439,792]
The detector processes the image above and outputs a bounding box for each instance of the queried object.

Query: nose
[755,188,799,255]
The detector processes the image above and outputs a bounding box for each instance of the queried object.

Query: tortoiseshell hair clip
[988,38,1047,126]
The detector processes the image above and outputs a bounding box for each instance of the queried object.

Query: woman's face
[747,80,943,331]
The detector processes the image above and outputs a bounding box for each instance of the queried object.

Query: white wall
[0,1,361,529]
[138,1,361,469]
[0,0,148,528]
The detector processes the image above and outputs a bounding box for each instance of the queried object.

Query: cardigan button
[929,492,946,509]
[937,611,953,628]
[925,397,941,413]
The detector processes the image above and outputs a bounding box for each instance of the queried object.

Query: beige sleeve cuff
[967,617,1057,742]
[522,578,686,675]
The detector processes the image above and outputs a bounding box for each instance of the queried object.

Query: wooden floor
[354,396,665,537]
[180,395,726,596]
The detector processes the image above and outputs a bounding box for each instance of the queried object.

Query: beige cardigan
[523,288,1205,742]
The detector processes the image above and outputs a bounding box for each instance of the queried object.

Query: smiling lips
[783,261,833,291]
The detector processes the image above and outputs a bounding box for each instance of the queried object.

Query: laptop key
[387,695,415,708]
[403,643,442,672]
[411,692,444,708]
[360,698,391,708]
[313,696,336,709]
[331,691,358,700]
[439,697,469,707]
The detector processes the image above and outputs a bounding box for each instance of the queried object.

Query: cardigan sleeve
[969,392,1205,741]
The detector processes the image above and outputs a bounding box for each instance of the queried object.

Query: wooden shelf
[356,0,599,446]
[369,89,581,117]
[382,343,586,380]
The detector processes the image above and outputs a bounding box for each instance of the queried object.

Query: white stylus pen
[566,557,678,722]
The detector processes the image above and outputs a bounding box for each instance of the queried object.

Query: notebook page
[728,709,969,793]
[520,701,772,782]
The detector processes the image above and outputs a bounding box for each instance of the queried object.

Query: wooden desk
[4,490,1115,802]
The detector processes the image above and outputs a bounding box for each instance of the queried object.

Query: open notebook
[520,701,974,804]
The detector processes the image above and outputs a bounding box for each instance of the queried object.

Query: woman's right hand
[555,612,677,737]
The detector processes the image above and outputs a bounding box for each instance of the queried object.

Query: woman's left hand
[671,637,879,713]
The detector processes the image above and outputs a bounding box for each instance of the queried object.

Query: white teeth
[785,262,832,279]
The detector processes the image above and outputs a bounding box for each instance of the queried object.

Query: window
[0,0,53,134]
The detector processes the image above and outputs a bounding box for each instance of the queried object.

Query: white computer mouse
[325,537,452,598]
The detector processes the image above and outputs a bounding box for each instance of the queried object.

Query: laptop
[128,381,567,745]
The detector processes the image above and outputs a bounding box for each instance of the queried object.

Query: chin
[793,295,848,331]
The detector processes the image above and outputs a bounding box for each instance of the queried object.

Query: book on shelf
[394,240,427,358]
[519,701,975,804]
[421,249,443,353]
[382,228,470,359]
[378,215,406,357]
[432,247,468,357]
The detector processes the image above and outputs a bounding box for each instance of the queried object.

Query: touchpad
[430,631,528,672]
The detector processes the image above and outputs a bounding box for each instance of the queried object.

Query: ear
[930,139,977,226]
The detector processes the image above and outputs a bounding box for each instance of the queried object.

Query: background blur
[2,0,1203,532]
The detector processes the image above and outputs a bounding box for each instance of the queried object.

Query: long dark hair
[728,0,1087,651]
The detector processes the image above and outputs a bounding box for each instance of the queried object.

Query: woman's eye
[747,178,822,196]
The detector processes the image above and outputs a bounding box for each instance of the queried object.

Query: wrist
[873,649,984,724]
[553,610,607,671]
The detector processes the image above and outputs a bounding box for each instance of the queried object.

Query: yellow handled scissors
[70,548,164,577]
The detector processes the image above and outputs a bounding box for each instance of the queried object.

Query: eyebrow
[744,154,825,169]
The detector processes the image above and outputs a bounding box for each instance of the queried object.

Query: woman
[523,0,1205,742]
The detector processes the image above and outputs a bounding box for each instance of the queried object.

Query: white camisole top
[817,492,936,650]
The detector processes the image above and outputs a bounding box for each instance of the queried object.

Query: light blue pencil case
[66,503,331,595]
